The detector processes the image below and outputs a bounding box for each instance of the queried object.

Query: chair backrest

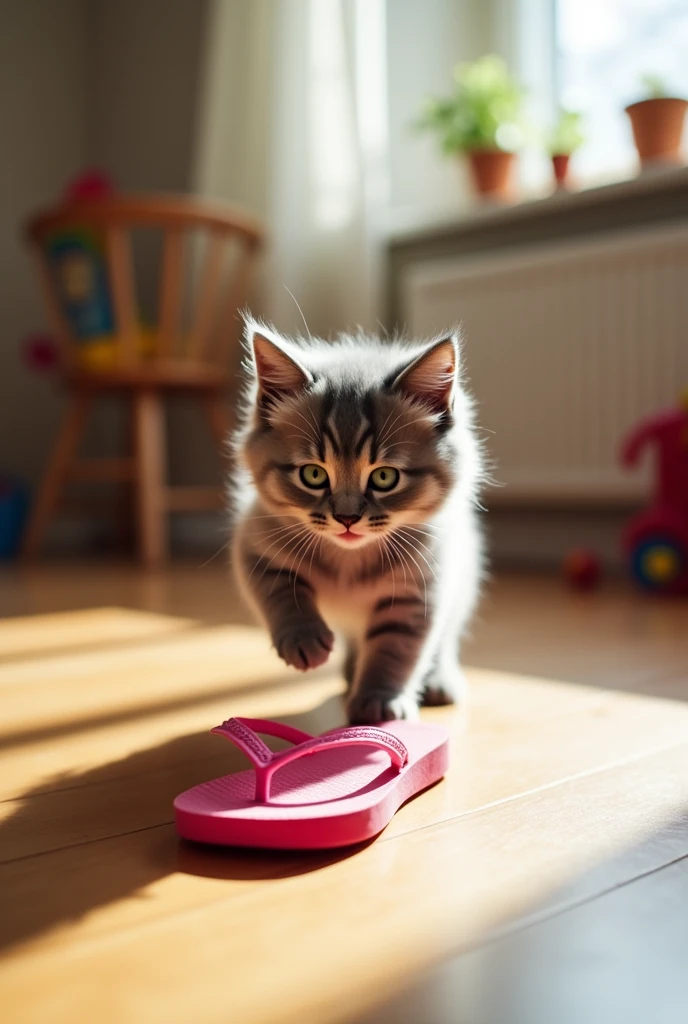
[26,194,264,371]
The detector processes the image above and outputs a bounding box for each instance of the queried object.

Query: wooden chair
[22,194,264,565]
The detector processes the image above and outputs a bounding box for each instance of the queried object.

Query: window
[556,0,688,183]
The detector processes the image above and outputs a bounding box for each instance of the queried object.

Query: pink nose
[333,513,361,529]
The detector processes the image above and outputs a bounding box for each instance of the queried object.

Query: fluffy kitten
[230,318,483,724]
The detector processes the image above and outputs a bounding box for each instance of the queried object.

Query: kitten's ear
[248,324,312,399]
[391,335,458,413]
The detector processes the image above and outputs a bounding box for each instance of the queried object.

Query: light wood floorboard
[0,566,687,1023]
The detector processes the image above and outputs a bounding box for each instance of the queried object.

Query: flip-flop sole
[174,721,449,850]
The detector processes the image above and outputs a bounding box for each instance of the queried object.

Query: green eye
[299,464,329,489]
[369,467,400,492]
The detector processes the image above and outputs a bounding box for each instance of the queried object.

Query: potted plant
[625,74,687,167]
[416,55,525,200]
[547,109,585,189]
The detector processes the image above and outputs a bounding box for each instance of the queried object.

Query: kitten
[230,318,484,724]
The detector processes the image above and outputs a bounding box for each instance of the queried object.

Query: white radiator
[402,224,688,504]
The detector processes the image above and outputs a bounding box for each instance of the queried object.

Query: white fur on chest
[314,576,393,639]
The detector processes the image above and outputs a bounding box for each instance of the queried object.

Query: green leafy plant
[547,108,585,156]
[416,55,525,154]
[640,73,669,100]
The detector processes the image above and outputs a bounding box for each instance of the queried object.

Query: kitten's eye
[300,464,329,489]
[369,467,400,492]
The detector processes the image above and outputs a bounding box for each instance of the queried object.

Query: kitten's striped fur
[231,318,483,724]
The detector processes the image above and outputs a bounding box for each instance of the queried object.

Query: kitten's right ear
[248,324,312,400]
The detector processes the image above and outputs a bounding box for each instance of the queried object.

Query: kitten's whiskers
[377,407,405,447]
[377,537,396,604]
[287,533,315,608]
[283,284,313,341]
[390,532,430,615]
[397,528,438,581]
[248,525,311,585]
[290,529,321,608]
[198,538,230,569]
[381,416,431,445]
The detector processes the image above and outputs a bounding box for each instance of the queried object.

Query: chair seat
[65,360,232,392]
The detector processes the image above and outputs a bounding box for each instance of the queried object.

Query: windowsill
[386,163,688,245]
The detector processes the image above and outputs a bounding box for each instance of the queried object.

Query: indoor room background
[3,0,685,570]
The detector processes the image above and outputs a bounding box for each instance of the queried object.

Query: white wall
[385,0,495,226]
[0,0,89,488]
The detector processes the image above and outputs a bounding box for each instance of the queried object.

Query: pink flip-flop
[174,717,449,849]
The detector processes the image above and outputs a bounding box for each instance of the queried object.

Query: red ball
[562,548,601,590]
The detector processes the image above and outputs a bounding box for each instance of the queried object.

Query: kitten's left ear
[391,335,458,414]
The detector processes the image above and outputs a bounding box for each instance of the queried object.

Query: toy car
[621,397,688,594]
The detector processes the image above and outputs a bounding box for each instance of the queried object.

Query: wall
[0,0,89,490]
[193,0,273,220]
[385,0,495,226]
[86,0,213,504]
[0,0,212,542]
[87,0,207,195]
[87,0,208,324]
[0,0,553,557]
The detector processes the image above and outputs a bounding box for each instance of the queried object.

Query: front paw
[275,621,334,671]
[347,688,419,724]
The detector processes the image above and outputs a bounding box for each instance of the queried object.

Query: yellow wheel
[632,537,684,591]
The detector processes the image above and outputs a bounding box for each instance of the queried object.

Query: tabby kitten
[231,318,483,724]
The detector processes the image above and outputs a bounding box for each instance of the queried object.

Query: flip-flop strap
[211,717,409,802]
[210,717,314,767]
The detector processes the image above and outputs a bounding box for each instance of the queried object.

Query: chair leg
[203,394,232,453]
[115,397,135,551]
[134,391,167,566]
[22,392,92,560]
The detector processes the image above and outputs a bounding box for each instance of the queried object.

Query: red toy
[63,168,115,203]
[562,548,601,591]
[23,332,59,372]
[620,394,688,593]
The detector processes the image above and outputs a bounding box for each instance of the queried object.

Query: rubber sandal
[174,716,450,849]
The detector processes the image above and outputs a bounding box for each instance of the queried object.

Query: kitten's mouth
[337,529,364,543]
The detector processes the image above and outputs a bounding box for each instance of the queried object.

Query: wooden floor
[1,565,687,1024]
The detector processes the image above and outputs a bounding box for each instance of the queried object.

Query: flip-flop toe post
[174,716,449,850]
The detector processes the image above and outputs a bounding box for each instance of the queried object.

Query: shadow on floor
[353,807,688,1024]
[1,694,367,954]
[1,665,327,750]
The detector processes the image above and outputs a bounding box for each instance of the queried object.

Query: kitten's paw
[347,688,419,725]
[421,667,467,707]
[275,621,334,671]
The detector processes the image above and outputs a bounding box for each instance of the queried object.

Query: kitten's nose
[332,512,362,529]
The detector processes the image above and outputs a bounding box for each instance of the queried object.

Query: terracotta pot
[551,153,571,188]
[625,97,687,166]
[466,149,515,199]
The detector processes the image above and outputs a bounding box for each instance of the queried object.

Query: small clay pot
[625,97,687,166]
[551,153,571,188]
[466,150,516,199]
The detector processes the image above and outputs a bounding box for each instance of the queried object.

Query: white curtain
[194,0,388,339]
